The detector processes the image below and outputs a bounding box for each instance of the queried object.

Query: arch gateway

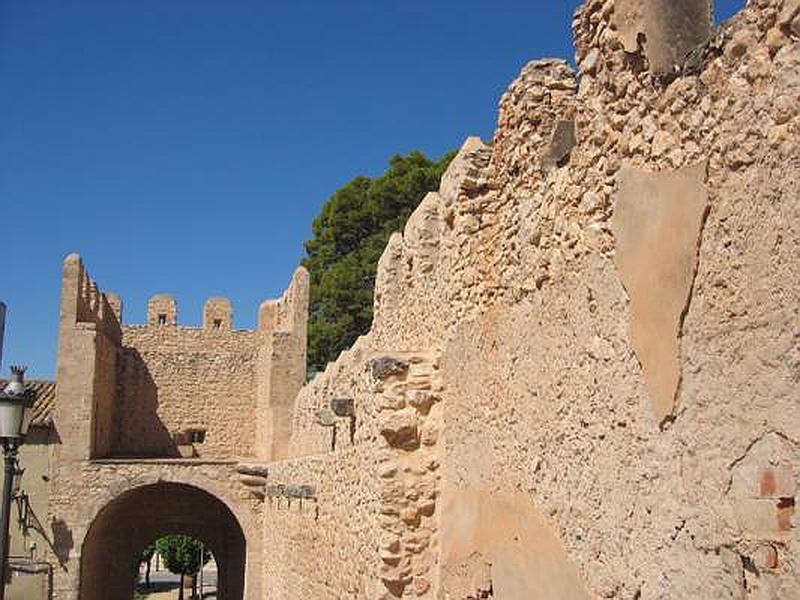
[5,1,799,598]
[36,254,301,600]
[80,482,246,600]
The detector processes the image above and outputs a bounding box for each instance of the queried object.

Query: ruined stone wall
[258,125,508,597]
[438,0,800,597]
[261,341,381,599]
[262,345,443,600]
[259,1,799,598]
[370,139,496,352]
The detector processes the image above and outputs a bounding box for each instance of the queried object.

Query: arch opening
[80,482,246,600]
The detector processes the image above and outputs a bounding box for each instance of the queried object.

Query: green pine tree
[302,150,455,373]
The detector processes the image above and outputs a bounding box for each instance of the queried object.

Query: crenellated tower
[52,254,308,462]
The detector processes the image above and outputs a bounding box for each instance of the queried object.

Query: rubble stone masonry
[267,0,799,597]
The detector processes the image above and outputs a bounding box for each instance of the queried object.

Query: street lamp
[0,366,35,599]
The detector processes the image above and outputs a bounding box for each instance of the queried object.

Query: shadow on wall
[50,518,73,569]
[112,348,179,458]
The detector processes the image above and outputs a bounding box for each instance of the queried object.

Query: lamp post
[0,366,35,600]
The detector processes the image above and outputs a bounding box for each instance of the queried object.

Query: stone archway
[79,482,247,600]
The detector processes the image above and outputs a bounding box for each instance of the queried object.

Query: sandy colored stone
[612,0,714,73]
[612,164,708,423]
[439,486,591,599]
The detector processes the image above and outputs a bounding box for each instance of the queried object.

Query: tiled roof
[0,379,56,428]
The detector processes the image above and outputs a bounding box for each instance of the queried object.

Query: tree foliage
[156,535,206,576]
[139,543,156,587]
[155,535,210,600]
[140,544,156,563]
[302,150,455,372]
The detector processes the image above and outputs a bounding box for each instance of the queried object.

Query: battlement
[204,297,233,331]
[143,294,235,332]
[60,254,122,344]
[140,269,308,335]
[258,267,309,336]
[146,294,177,327]
[112,268,309,460]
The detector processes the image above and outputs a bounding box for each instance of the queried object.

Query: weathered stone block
[613,164,708,424]
[331,397,355,417]
[371,357,410,380]
[379,408,419,449]
[238,474,267,488]
[235,463,270,478]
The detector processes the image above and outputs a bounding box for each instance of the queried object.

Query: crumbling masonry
[14,0,800,598]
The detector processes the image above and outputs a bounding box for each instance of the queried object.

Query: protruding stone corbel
[266,483,317,504]
[315,407,338,451]
[331,398,356,445]
[369,357,409,380]
[331,397,354,417]
[235,463,269,500]
[316,398,357,450]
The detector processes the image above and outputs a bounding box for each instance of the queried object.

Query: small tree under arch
[156,535,211,600]
[139,543,155,588]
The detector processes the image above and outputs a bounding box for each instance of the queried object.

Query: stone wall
[259,0,799,598]
[261,347,444,600]
[115,319,260,458]
[260,127,509,597]
[452,0,799,595]
[260,339,380,599]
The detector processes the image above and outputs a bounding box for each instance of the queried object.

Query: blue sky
[1,0,745,378]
